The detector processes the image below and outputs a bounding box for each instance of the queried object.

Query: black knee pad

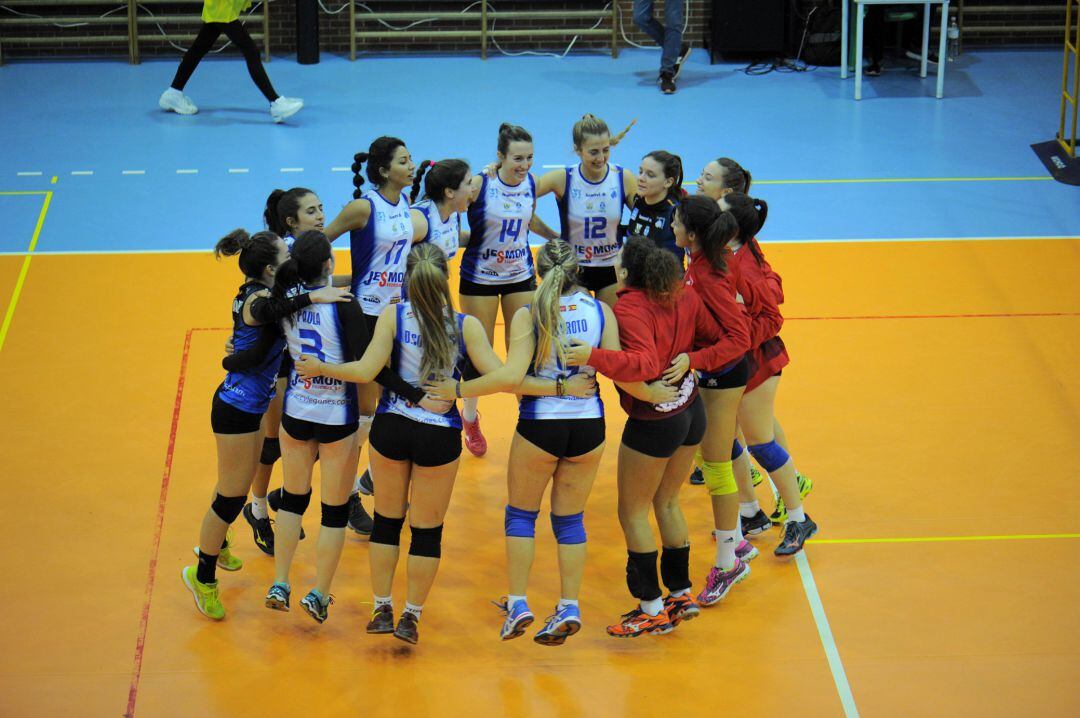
[370,512,406,546]
[280,488,312,515]
[211,493,246,524]
[259,437,281,466]
[321,501,350,529]
[660,545,691,593]
[408,524,444,558]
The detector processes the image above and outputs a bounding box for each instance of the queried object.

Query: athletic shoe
[300,590,334,624]
[347,493,374,535]
[606,606,674,638]
[158,87,197,115]
[905,49,939,65]
[181,565,224,620]
[750,464,764,487]
[366,604,395,634]
[735,539,760,563]
[265,582,291,611]
[660,72,676,95]
[673,43,692,80]
[463,413,488,457]
[663,593,701,626]
[689,467,704,485]
[696,559,750,607]
[357,469,374,496]
[267,488,306,539]
[865,62,883,77]
[770,472,814,524]
[269,96,303,123]
[496,597,534,640]
[533,603,582,646]
[242,503,275,556]
[740,509,772,537]
[192,545,243,572]
[775,515,818,557]
[394,612,420,644]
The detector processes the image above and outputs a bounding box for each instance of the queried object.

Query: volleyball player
[324,137,429,530]
[622,151,685,266]
[157,0,302,122]
[565,236,724,638]
[456,123,557,457]
[182,230,350,620]
[409,159,472,262]
[297,243,527,644]
[668,196,756,605]
[721,193,818,555]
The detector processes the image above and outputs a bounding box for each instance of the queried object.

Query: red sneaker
[606,606,674,638]
[462,413,487,457]
[663,593,701,626]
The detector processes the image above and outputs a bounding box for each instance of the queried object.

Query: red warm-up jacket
[729,238,789,391]
[684,250,752,374]
[587,285,720,420]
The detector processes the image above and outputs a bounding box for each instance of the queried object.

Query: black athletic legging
[170,21,278,103]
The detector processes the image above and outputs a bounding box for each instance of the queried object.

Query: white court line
[228,168,249,174]
[176,169,198,175]
[122,170,145,176]
[331,167,350,172]
[280,167,304,173]
[796,552,860,717]
[17,172,43,177]
[541,164,567,168]
[71,171,93,176]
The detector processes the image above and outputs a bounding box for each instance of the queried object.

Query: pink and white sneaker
[696,559,750,607]
[735,539,759,563]
[462,413,487,457]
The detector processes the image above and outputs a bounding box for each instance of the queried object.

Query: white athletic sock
[507,594,527,608]
[787,506,806,523]
[735,522,745,544]
[252,495,269,520]
[374,595,393,610]
[462,397,478,423]
[670,589,690,598]
[404,601,423,619]
[714,529,738,571]
[640,597,664,616]
[557,598,579,610]
[739,500,760,518]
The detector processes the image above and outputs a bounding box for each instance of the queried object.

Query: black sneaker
[357,469,374,496]
[689,467,704,485]
[660,72,676,95]
[740,509,772,537]
[243,503,275,556]
[366,604,395,634]
[394,611,420,644]
[673,43,691,80]
[348,493,374,535]
[266,488,305,540]
[865,62,882,77]
[774,515,818,556]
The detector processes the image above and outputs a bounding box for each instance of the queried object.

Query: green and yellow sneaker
[770,472,814,524]
[182,565,225,620]
[192,531,243,572]
[750,464,764,487]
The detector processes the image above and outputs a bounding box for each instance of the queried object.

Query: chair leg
[855,4,865,99]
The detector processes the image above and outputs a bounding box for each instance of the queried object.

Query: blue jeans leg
[633,0,667,50]
[661,0,685,74]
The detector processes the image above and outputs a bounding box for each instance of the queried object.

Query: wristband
[455,380,462,398]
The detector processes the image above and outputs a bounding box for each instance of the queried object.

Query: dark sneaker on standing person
[357,468,374,496]
[243,503,275,556]
[367,604,395,634]
[660,72,676,95]
[394,612,420,644]
[347,493,374,535]
[740,509,772,537]
[775,515,818,556]
[673,43,691,79]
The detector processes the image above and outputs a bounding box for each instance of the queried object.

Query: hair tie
[428,160,436,168]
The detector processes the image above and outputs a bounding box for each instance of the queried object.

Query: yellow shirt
[202,0,252,23]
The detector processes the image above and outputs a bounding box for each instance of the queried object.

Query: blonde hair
[405,243,458,380]
[572,114,636,149]
[531,240,580,370]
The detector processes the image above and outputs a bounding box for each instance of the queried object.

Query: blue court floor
[0,47,1077,252]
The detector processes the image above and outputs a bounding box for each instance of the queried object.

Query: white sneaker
[270,96,303,123]
[159,88,198,115]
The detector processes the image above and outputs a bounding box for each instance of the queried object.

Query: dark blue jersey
[219,281,286,415]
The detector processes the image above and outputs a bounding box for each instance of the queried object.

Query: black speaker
[708,0,787,63]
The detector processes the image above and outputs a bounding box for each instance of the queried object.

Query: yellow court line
[811,533,1080,545]
[0,190,52,352]
[0,191,51,196]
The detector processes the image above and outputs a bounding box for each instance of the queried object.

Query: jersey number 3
[299,329,326,361]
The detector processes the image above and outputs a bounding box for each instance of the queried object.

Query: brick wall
[0,0,1062,62]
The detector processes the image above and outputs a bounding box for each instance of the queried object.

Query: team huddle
[181,115,818,645]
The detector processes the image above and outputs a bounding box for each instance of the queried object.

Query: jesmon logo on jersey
[363,269,405,287]
[481,246,530,263]
[576,243,620,261]
[289,374,344,390]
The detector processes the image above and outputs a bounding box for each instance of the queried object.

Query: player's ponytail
[723,193,767,265]
[676,195,735,273]
[418,159,471,206]
[216,229,281,280]
[716,158,752,194]
[531,240,579,370]
[270,230,333,324]
[405,243,458,381]
[410,160,435,203]
[352,136,406,198]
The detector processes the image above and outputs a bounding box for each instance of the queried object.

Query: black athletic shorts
[697,354,750,390]
[211,386,264,435]
[369,411,462,467]
[281,413,359,444]
[277,351,293,380]
[459,276,536,297]
[621,395,706,459]
[578,266,618,293]
[516,417,606,459]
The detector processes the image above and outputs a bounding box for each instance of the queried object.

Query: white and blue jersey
[519,291,605,421]
[350,189,413,317]
[377,302,468,429]
[462,174,536,285]
[557,163,626,268]
[413,199,461,261]
[219,282,286,415]
[282,285,359,426]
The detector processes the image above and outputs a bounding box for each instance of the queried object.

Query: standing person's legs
[632,0,666,48]
[170,23,226,91]
[309,431,360,602]
[221,20,279,102]
[661,0,685,75]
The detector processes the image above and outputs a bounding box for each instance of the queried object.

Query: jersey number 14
[499,218,523,243]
